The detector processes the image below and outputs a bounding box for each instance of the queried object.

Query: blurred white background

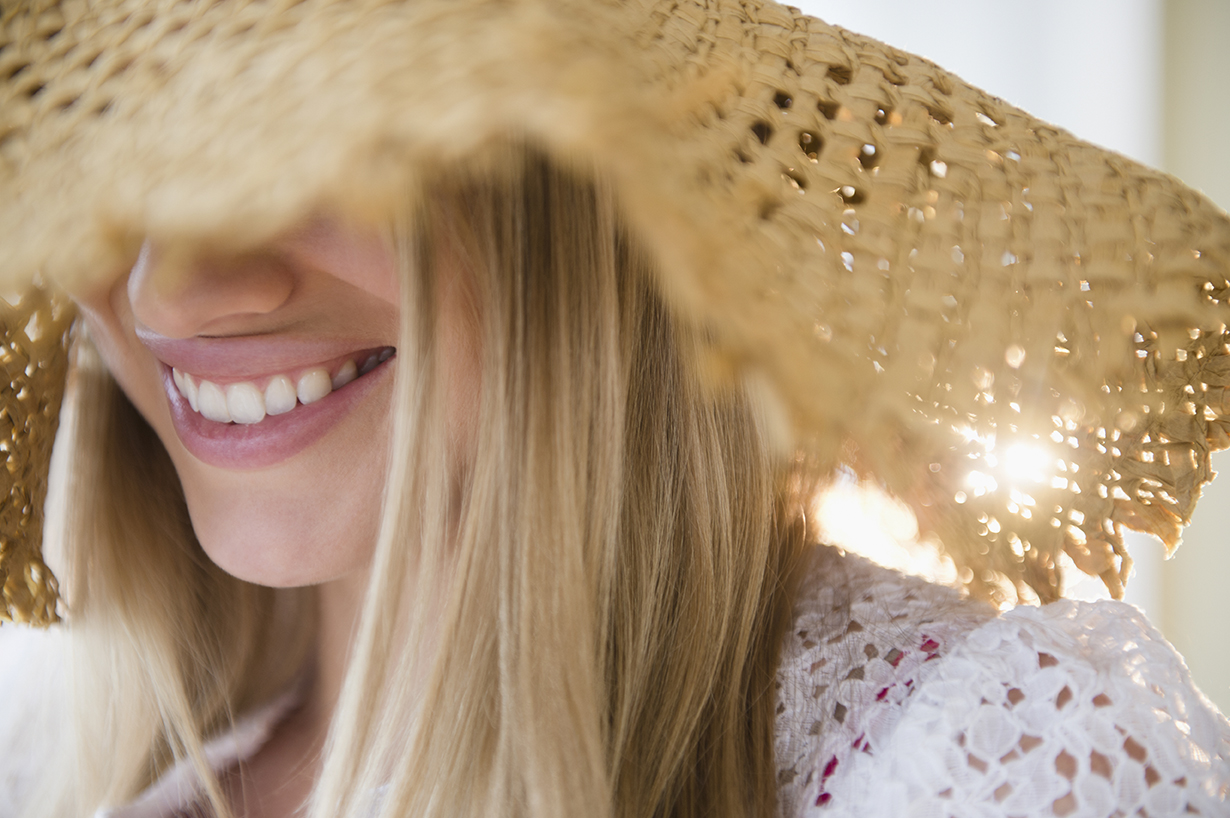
[795,0,1230,713]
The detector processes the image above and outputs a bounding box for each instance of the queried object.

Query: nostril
[128,242,295,338]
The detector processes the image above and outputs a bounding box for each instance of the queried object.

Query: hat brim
[3,0,1230,619]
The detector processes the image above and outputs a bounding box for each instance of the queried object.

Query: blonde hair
[37,150,807,818]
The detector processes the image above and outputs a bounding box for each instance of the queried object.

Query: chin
[190,514,375,588]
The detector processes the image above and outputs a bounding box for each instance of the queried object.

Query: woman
[0,1,1227,816]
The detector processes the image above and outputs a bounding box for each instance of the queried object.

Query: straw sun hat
[2,0,1229,625]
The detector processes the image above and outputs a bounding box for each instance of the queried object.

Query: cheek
[75,279,168,430]
[284,216,398,306]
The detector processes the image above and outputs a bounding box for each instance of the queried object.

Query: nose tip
[128,242,295,338]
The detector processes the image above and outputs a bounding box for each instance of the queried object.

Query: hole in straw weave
[818,99,840,120]
[859,144,880,171]
[23,313,43,343]
[784,171,807,192]
[751,121,773,145]
[838,186,864,206]
[774,91,793,110]
[799,131,822,162]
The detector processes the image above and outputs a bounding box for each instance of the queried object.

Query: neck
[220,570,370,818]
[308,567,370,731]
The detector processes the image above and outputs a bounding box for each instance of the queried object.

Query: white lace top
[775,547,1230,817]
[3,547,1227,817]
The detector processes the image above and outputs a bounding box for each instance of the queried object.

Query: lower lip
[162,361,392,470]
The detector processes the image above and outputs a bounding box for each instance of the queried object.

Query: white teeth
[226,382,266,425]
[171,350,389,424]
[297,369,332,405]
[332,360,357,390]
[264,375,297,416]
[172,368,200,412]
[197,380,232,423]
[185,377,199,412]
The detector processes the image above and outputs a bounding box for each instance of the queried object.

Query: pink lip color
[138,329,386,382]
[162,358,393,470]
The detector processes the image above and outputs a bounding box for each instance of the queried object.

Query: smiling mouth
[170,346,396,425]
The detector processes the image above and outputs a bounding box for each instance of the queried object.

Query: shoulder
[773,546,995,815]
[773,547,1230,817]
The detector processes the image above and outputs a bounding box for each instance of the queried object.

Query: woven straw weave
[3,0,1230,620]
[0,287,73,625]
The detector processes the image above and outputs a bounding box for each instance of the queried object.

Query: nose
[128,242,295,338]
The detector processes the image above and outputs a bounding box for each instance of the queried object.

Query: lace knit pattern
[775,547,1230,817]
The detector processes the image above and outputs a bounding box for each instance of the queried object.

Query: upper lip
[136,328,391,382]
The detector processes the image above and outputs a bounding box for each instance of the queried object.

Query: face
[75,217,478,588]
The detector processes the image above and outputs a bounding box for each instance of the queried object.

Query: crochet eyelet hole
[751,121,773,145]
[1090,751,1113,779]
[1055,750,1077,780]
[783,170,807,192]
[1052,793,1077,816]
[859,144,880,171]
[799,131,822,162]
[976,110,1000,128]
[838,185,864,206]
[773,91,793,110]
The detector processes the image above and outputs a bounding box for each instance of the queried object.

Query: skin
[74,216,481,817]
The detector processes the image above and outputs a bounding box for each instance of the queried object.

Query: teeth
[172,368,201,412]
[331,360,357,390]
[264,375,297,416]
[185,377,199,412]
[170,349,392,424]
[296,369,332,405]
[226,382,266,425]
[197,380,231,423]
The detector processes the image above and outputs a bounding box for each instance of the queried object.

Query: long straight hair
[37,150,806,818]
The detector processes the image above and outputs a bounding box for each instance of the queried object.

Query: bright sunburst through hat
[3,0,1230,623]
